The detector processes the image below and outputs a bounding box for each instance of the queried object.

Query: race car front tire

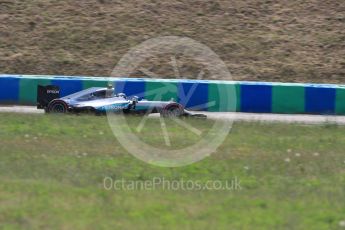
[160,103,184,118]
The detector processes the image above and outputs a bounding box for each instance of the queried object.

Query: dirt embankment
[0,0,344,83]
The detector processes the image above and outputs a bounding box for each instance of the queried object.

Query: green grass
[1,113,345,229]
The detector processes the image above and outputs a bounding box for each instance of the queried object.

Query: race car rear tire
[160,103,184,118]
[47,100,68,114]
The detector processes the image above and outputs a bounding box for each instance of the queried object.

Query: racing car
[37,85,206,118]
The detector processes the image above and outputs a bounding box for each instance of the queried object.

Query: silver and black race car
[37,85,206,118]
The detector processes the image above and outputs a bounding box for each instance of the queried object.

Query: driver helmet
[105,82,114,98]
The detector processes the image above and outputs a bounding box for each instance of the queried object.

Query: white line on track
[203,112,345,125]
[0,106,43,114]
[1,105,345,125]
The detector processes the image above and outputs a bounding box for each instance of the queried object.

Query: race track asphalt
[1,105,345,125]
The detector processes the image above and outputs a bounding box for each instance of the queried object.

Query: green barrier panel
[19,77,52,104]
[208,82,240,112]
[336,87,345,114]
[272,84,305,114]
[145,81,178,101]
[82,79,109,89]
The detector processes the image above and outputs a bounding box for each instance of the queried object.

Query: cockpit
[62,87,127,102]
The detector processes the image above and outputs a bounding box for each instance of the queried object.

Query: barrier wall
[0,74,344,115]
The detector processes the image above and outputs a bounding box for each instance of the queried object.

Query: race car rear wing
[37,85,60,109]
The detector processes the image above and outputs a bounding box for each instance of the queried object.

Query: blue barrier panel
[0,77,20,103]
[115,80,146,99]
[240,83,272,113]
[51,79,83,97]
[305,86,336,114]
[178,82,209,110]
